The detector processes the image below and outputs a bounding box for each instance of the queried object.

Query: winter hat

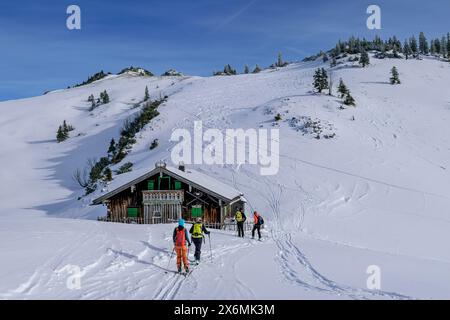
[178,219,185,227]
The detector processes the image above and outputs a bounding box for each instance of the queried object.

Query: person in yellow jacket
[234,208,247,238]
[189,217,210,264]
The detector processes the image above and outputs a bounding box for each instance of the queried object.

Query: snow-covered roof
[164,166,243,200]
[92,164,243,205]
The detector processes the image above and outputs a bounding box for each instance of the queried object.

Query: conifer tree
[392,45,400,58]
[56,126,66,143]
[223,64,236,75]
[403,40,412,60]
[419,32,429,55]
[430,40,436,55]
[337,78,349,98]
[313,69,321,92]
[274,113,282,121]
[441,36,447,57]
[410,36,418,56]
[321,68,328,90]
[343,91,356,106]
[101,90,110,104]
[390,66,401,85]
[313,68,328,93]
[252,65,262,74]
[447,33,450,58]
[144,86,150,101]
[62,120,68,133]
[359,50,370,67]
[334,43,341,57]
[434,38,441,55]
[103,167,113,182]
[244,65,250,74]
[107,138,116,156]
[277,52,283,67]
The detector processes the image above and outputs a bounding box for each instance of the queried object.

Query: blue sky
[1,0,449,100]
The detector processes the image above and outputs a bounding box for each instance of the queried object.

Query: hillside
[1,54,450,299]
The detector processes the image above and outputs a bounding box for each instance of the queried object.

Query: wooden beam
[186,191,209,206]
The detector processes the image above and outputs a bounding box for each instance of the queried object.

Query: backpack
[175,227,186,246]
[258,216,264,225]
[192,223,203,238]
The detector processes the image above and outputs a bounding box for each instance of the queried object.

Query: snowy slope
[1,55,450,299]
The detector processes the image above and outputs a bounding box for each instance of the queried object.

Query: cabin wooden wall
[203,206,219,224]
[107,189,141,219]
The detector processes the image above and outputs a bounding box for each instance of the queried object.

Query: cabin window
[174,181,182,190]
[158,176,171,190]
[147,180,155,190]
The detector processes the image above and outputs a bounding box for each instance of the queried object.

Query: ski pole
[208,234,213,262]
[165,247,175,272]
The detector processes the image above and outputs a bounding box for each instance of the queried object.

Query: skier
[235,208,246,238]
[173,219,191,273]
[252,211,264,240]
[189,217,210,264]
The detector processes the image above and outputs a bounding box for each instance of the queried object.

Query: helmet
[178,219,185,227]
[196,217,202,223]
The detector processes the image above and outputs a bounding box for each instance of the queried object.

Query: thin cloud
[212,0,258,32]
[283,46,309,56]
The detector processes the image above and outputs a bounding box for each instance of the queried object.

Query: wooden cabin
[92,162,246,226]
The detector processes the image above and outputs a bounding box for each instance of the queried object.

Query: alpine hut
[92,161,246,226]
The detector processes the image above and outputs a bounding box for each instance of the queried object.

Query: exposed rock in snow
[118,66,153,77]
[161,69,183,77]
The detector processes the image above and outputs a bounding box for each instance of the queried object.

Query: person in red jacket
[252,211,264,240]
[173,219,191,273]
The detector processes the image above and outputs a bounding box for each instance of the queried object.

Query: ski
[184,267,195,278]
[188,259,201,265]
[164,270,182,275]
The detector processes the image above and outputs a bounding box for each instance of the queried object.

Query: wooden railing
[142,190,184,202]
[97,217,256,231]
[97,216,147,224]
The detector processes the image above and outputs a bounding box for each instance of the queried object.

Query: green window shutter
[147,180,155,190]
[174,181,182,190]
[128,207,138,217]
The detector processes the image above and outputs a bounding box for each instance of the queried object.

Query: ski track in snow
[152,242,256,300]
[265,182,413,300]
